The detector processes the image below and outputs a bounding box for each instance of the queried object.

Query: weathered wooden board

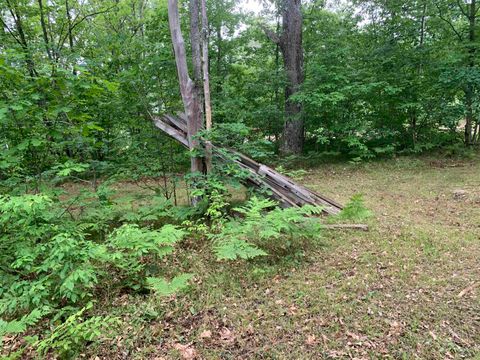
[152,114,343,215]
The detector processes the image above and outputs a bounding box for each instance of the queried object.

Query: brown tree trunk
[37,0,52,61]
[167,0,204,179]
[5,0,36,77]
[465,0,476,145]
[263,0,304,155]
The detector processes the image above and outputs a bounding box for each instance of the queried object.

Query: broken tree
[165,0,341,215]
[167,0,204,175]
[152,113,343,215]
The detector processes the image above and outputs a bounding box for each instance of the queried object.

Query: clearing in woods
[92,156,479,359]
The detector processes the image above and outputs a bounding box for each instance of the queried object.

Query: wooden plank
[164,114,188,133]
[215,146,340,213]
[230,149,342,213]
[152,117,189,148]
[176,112,188,125]
[151,114,343,214]
[257,165,341,214]
[322,224,368,231]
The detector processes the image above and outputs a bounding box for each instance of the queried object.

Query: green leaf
[214,239,267,260]
[146,274,194,296]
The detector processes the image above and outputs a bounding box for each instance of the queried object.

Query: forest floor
[91,156,480,359]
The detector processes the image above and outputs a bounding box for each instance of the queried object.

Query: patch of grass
[10,155,479,359]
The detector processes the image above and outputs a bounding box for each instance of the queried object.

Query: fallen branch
[322,224,369,231]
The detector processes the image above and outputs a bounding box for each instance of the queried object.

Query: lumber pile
[152,114,343,215]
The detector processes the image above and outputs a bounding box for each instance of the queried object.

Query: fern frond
[214,239,268,260]
[146,274,193,296]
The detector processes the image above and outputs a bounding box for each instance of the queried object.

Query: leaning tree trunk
[263,0,304,155]
[167,0,204,178]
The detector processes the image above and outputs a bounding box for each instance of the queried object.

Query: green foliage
[275,165,308,180]
[0,308,48,347]
[52,161,90,178]
[106,224,185,280]
[146,274,194,296]
[205,123,275,162]
[0,193,188,356]
[1,0,479,355]
[212,197,324,260]
[34,305,119,358]
[334,194,373,223]
[214,239,268,261]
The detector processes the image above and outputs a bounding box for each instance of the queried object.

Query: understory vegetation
[1,156,479,359]
[1,0,480,358]
[0,156,370,358]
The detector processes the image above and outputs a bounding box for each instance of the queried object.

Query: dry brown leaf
[199,330,212,339]
[305,334,316,345]
[173,343,197,359]
[346,331,362,341]
[219,327,235,344]
[457,282,477,298]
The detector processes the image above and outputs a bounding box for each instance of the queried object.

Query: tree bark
[37,0,52,61]
[167,0,204,179]
[5,0,37,77]
[465,0,476,145]
[201,0,213,172]
[263,0,304,155]
[189,0,203,85]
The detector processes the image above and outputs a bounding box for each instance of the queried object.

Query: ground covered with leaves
[91,157,479,359]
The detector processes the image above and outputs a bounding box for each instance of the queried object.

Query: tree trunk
[201,0,213,172]
[263,0,304,155]
[5,0,36,77]
[37,0,52,61]
[167,0,204,179]
[189,0,203,85]
[279,0,304,155]
[465,0,476,145]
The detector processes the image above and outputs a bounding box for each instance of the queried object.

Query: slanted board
[151,114,343,215]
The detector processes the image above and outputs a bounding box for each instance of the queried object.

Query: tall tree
[264,0,304,154]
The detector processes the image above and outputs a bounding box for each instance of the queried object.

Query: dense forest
[1,0,479,358]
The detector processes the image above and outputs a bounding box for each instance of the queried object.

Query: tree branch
[260,23,281,44]
[0,17,23,47]
[435,3,464,41]
[69,5,117,33]
[57,5,117,53]
[456,0,469,18]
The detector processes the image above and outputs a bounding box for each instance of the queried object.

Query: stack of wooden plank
[152,114,343,215]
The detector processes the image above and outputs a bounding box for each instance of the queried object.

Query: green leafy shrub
[0,194,189,355]
[333,194,373,222]
[106,224,185,285]
[146,273,194,296]
[0,308,48,347]
[34,305,119,358]
[212,197,324,260]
